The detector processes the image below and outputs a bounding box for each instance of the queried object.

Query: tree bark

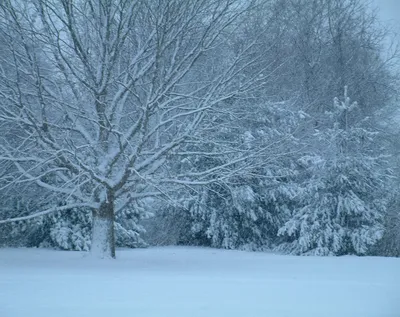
[91,190,116,258]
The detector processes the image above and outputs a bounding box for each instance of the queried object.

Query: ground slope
[0,247,399,317]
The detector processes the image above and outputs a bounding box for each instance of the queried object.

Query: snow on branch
[0,202,98,224]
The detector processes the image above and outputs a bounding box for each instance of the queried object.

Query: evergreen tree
[1,201,150,251]
[187,102,305,250]
[278,89,391,255]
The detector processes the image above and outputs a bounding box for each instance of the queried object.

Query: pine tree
[187,102,305,250]
[278,88,391,255]
[1,201,150,251]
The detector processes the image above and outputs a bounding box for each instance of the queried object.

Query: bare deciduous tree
[0,0,266,258]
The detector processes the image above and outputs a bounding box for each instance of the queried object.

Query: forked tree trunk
[91,191,116,258]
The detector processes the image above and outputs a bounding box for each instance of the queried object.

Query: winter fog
[0,0,399,316]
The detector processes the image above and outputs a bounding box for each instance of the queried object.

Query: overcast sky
[371,0,400,64]
[373,0,400,30]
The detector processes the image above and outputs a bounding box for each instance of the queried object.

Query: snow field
[0,247,399,317]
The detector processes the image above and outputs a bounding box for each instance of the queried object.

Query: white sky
[372,0,400,30]
[371,0,400,68]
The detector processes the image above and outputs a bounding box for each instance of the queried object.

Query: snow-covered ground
[0,247,399,317]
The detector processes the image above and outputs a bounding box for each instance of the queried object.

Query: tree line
[0,0,399,258]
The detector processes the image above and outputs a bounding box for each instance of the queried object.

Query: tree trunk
[91,190,116,258]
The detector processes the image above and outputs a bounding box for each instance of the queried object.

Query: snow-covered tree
[0,0,266,258]
[185,101,306,250]
[1,202,150,251]
[250,0,397,116]
[278,89,391,255]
